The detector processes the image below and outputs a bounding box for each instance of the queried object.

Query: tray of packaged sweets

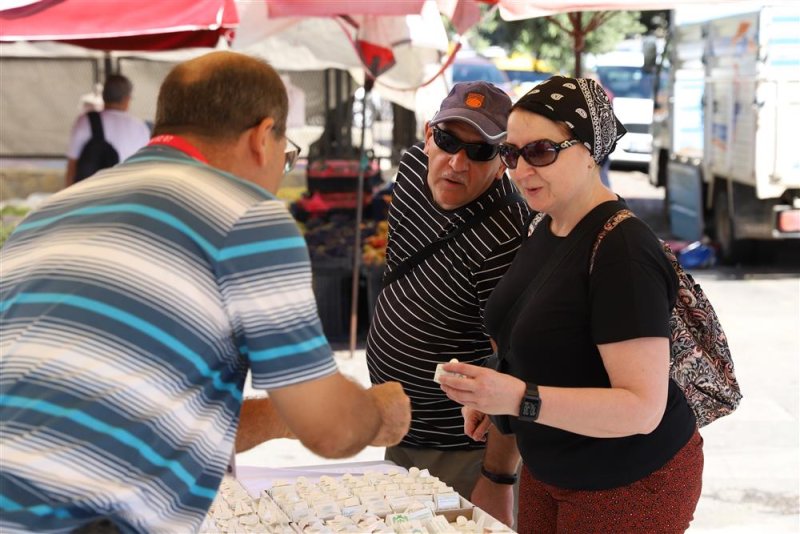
[201,462,515,533]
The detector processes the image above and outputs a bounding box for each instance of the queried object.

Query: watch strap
[480,465,518,485]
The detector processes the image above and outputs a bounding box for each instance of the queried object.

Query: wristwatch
[518,382,541,422]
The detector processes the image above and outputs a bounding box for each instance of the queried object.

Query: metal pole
[348,77,374,358]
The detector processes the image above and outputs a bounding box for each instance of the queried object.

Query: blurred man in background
[65,74,151,186]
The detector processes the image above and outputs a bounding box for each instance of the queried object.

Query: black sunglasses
[284,137,301,175]
[432,127,499,162]
[498,139,581,169]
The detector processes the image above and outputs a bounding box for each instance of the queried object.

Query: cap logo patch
[465,93,485,108]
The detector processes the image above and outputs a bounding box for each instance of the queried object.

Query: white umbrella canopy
[232,0,451,111]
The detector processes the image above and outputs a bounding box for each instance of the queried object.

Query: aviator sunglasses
[432,127,500,162]
[284,137,301,175]
[498,139,581,169]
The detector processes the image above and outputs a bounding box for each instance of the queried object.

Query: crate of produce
[306,158,381,194]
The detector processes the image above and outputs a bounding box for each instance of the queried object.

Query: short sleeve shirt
[67,109,151,162]
[0,145,336,532]
[485,200,696,490]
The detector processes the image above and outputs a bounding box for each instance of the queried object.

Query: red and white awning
[0,0,238,51]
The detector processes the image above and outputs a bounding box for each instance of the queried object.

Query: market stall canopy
[0,0,238,50]
[264,0,427,17]
[232,0,451,111]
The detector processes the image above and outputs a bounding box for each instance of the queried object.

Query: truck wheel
[714,187,754,265]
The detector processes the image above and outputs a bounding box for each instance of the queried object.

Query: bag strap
[589,209,635,274]
[382,193,527,289]
[87,111,106,141]
[496,200,626,361]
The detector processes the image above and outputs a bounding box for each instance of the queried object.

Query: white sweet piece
[433,358,467,384]
[290,509,311,523]
[233,500,253,516]
[385,489,406,499]
[405,501,435,522]
[214,504,233,520]
[213,518,231,531]
[389,495,412,512]
[256,499,271,519]
[341,503,366,518]
[237,513,259,526]
[358,515,384,530]
[368,502,393,516]
[314,501,341,520]
[434,492,461,511]
[424,515,452,533]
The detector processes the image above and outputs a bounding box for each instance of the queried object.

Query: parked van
[450,56,513,96]
[587,40,655,171]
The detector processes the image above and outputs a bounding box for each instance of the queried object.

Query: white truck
[648,4,800,263]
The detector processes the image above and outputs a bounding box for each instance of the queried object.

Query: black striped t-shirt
[366,143,531,449]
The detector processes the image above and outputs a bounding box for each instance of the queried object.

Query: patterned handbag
[590,209,743,427]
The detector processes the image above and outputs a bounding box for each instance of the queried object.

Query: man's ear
[494,158,507,180]
[422,121,433,155]
[249,117,275,166]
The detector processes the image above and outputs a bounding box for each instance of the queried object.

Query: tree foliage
[473,9,646,75]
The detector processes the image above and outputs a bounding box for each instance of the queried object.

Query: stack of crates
[299,158,382,342]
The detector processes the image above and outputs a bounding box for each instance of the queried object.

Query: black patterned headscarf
[513,76,627,164]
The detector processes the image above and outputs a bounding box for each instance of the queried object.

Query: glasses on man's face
[283,137,301,175]
[498,139,581,169]
[432,127,499,162]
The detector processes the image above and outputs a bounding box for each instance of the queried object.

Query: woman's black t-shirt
[484,200,696,490]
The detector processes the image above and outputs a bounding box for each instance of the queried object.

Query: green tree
[474,9,645,76]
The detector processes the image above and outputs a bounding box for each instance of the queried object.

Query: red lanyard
[148,134,209,164]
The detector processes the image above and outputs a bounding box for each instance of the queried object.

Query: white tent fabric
[231,0,451,111]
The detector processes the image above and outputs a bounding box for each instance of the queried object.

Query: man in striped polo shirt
[366,81,531,526]
[0,51,410,533]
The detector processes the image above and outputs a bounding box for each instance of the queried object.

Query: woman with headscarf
[438,76,703,533]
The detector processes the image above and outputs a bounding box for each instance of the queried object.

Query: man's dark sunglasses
[498,139,581,169]
[432,127,499,162]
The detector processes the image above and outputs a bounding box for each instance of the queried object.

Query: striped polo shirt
[0,145,337,532]
[366,143,531,450]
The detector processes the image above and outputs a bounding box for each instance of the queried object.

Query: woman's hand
[438,362,526,417]
[462,406,491,442]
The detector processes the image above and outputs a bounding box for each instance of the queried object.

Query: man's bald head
[153,51,288,141]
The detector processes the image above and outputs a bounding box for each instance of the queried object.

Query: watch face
[521,399,539,419]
